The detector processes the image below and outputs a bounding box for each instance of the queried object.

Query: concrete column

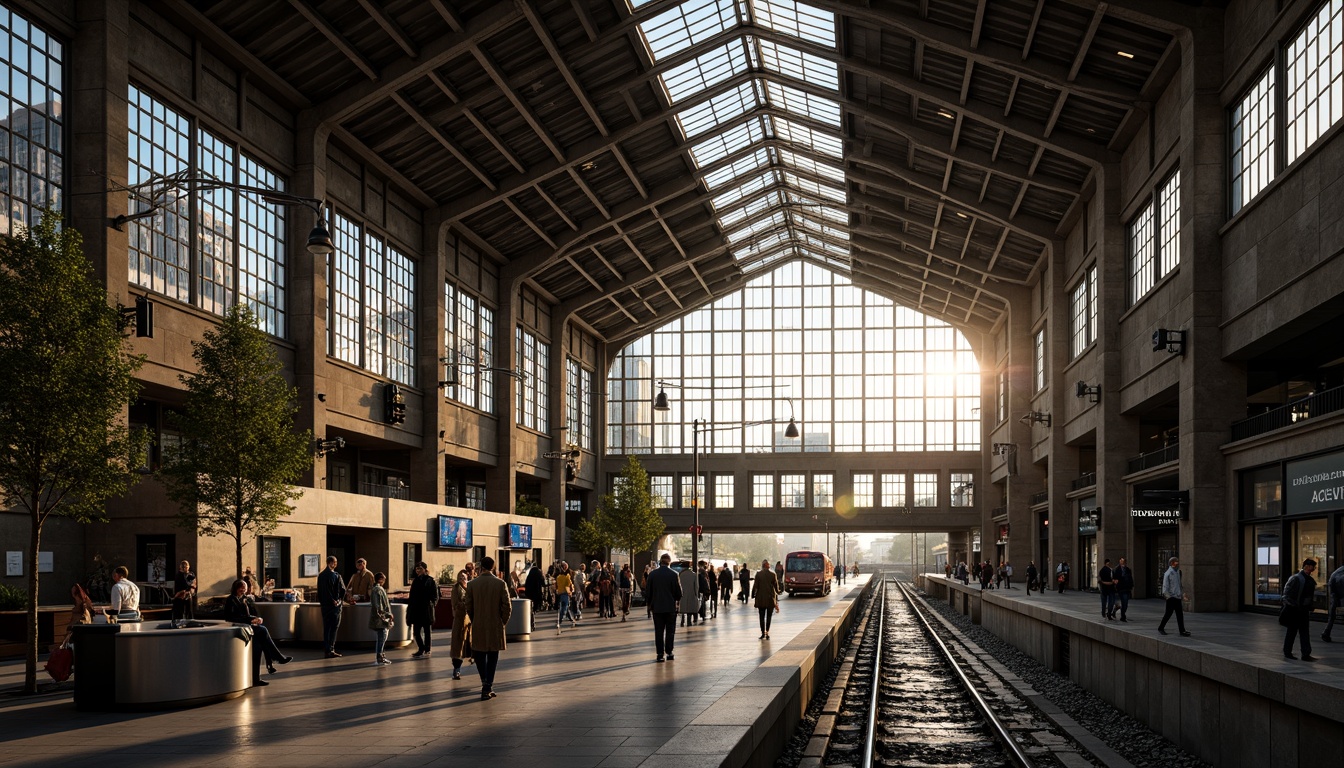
[487,280,519,512]
[68,0,128,288]
[998,289,1045,572]
[542,311,569,541]
[409,216,448,504]
[1094,166,1141,570]
[291,114,331,489]
[1042,242,1079,575]
[1177,15,1241,612]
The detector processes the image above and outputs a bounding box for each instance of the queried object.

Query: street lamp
[811,514,829,568]
[653,380,800,439]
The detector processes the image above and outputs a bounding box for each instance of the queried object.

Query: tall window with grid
[715,474,735,510]
[650,474,673,509]
[1127,204,1155,304]
[580,368,594,451]
[780,474,805,508]
[680,473,706,509]
[997,370,1007,424]
[1033,329,1045,392]
[444,284,495,413]
[127,86,288,335]
[515,327,549,432]
[950,473,975,507]
[1287,0,1344,164]
[1231,69,1276,213]
[1070,265,1098,358]
[0,9,63,236]
[324,211,416,384]
[912,473,939,507]
[1157,173,1181,278]
[812,473,833,508]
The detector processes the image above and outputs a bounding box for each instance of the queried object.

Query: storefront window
[1292,518,1328,613]
[1241,465,1281,518]
[1244,523,1281,608]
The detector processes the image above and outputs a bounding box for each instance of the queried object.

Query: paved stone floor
[0,576,869,768]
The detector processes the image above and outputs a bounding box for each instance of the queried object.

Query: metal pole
[691,418,700,570]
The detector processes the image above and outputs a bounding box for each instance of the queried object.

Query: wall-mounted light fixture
[314,436,345,458]
[654,379,799,438]
[990,443,1016,456]
[118,295,154,338]
[1075,381,1101,403]
[1019,411,1052,427]
[1151,328,1186,356]
[112,170,334,255]
[316,393,327,402]
[437,353,523,388]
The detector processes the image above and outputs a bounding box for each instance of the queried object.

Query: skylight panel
[661,38,752,103]
[793,211,849,238]
[690,117,767,167]
[639,0,738,61]
[764,81,841,126]
[725,211,787,244]
[783,170,845,202]
[788,200,847,225]
[751,0,835,47]
[757,38,838,90]
[771,116,843,158]
[733,229,790,257]
[703,147,772,190]
[711,169,780,210]
[779,148,844,184]
[718,188,784,227]
[676,80,762,139]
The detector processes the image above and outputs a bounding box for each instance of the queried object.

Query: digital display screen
[506,523,532,549]
[438,515,473,549]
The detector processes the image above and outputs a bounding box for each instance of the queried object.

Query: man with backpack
[1282,558,1318,660]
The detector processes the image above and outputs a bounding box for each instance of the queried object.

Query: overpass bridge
[657,507,979,535]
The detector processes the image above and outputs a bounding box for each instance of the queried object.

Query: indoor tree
[0,213,150,694]
[595,455,667,565]
[160,304,312,581]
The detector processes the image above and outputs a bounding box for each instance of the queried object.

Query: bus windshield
[788,557,824,572]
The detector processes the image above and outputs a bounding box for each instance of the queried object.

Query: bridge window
[680,473,706,509]
[913,473,939,507]
[852,473,873,508]
[715,475,735,510]
[881,473,906,508]
[780,474,805,508]
[950,473,975,507]
[813,473,833,508]
[752,474,774,508]
[650,474,673,510]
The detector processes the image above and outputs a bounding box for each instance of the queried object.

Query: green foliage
[0,584,27,611]
[571,517,612,559]
[514,494,550,519]
[0,211,149,693]
[594,455,667,559]
[436,564,456,585]
[160,304,312,581]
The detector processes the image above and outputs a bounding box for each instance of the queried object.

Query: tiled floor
[0,576,870,768]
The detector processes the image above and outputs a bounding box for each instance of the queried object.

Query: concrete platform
[919,574,1344,768]
[0,575,872,768]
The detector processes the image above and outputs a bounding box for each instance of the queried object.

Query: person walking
[525,563,546,622]
[1003,562,1014,589]
[774,560,784,583]
[699,562,715,621]
[1055,561,1070,593]
[1098,559,1116,620]
[555,562,577,633]
[678,564,700,626]
[619,563,634,622]
[572,563,588,620]
[347,557,375,602]
[752,559,781,640]
[407,561,439,658]
[645,553,682,662]
[465,556,511,700]
[1114,557,1134,621]
[1157,557,1191,637]
[598,566,615,619]
[719,563,733,605]
[171,560,197,623]
[1025,561,1038,594]
[738,564,751,603]
[317,556,346,657]
[979,561,992,590]
[368,572,394,666]
[1323,563,1344,642]
[1282,558,1318,660]
[450,569,472,679]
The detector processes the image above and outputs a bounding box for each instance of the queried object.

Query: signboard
[1131,507,1183,529]
[37,552,53,573]
[1078,510,1100,536]
[5,551,20,577]
[1286,450,1344,515]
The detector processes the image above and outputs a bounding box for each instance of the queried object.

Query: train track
[821,577,1105,768]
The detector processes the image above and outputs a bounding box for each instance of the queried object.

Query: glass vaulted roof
[636,0,849,274]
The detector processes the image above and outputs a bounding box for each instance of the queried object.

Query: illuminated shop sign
[1286,450,1344,515]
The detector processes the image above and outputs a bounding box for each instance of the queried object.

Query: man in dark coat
[1323,563,1344,642]
[465,556,512,699]
[407,561,439,657]
[1098,559,1116,619]
[1114,557,1135,621]
[317,556,346,658]
[718,563,734,605]
[645,553,683,662]
[525,564,546,624]
[1282,558,1318,661]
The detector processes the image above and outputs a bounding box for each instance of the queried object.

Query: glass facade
[0,7,63,236]
[607,262,980,454]
[515,327,549,432]
[444,283,495,413]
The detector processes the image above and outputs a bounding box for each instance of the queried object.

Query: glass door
[1243,523,1281,608]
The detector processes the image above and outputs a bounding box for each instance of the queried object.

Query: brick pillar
[291,114,330,489]
[409,215,448,504]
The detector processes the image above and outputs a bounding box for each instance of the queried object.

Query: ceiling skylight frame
[675,80,764,139]
[748,0,836,48]
[638,0,738,62]
[757,37,839,90]
[661,38,754,103]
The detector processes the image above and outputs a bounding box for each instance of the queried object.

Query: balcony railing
[991,506,1006,519]
[1071,472,1096,491]
[1029,490,1049,506]
[1128,444,1179,474]
[360,481,409,500]
[1231,384,1344,441]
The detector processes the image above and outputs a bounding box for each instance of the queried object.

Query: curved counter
[255,603,411,647]
[71,621,250,710]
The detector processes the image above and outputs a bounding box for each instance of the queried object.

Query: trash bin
[506,598,531,641]
[71,624,120,710]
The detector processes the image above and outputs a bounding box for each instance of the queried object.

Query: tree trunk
[236,534,243,584]
[24,515,41,694]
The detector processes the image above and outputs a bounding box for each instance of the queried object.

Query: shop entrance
[1145,530,1178,598]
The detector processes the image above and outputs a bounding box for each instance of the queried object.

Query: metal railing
[991,506,1006,519]
[360,481,409,500]
[1127,443,1179,474]
[1231,384,1344,441]
[1029,490,1049,506]
[1070,472,1096,491]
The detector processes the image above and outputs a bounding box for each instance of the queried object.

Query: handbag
[45,644,73,682]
